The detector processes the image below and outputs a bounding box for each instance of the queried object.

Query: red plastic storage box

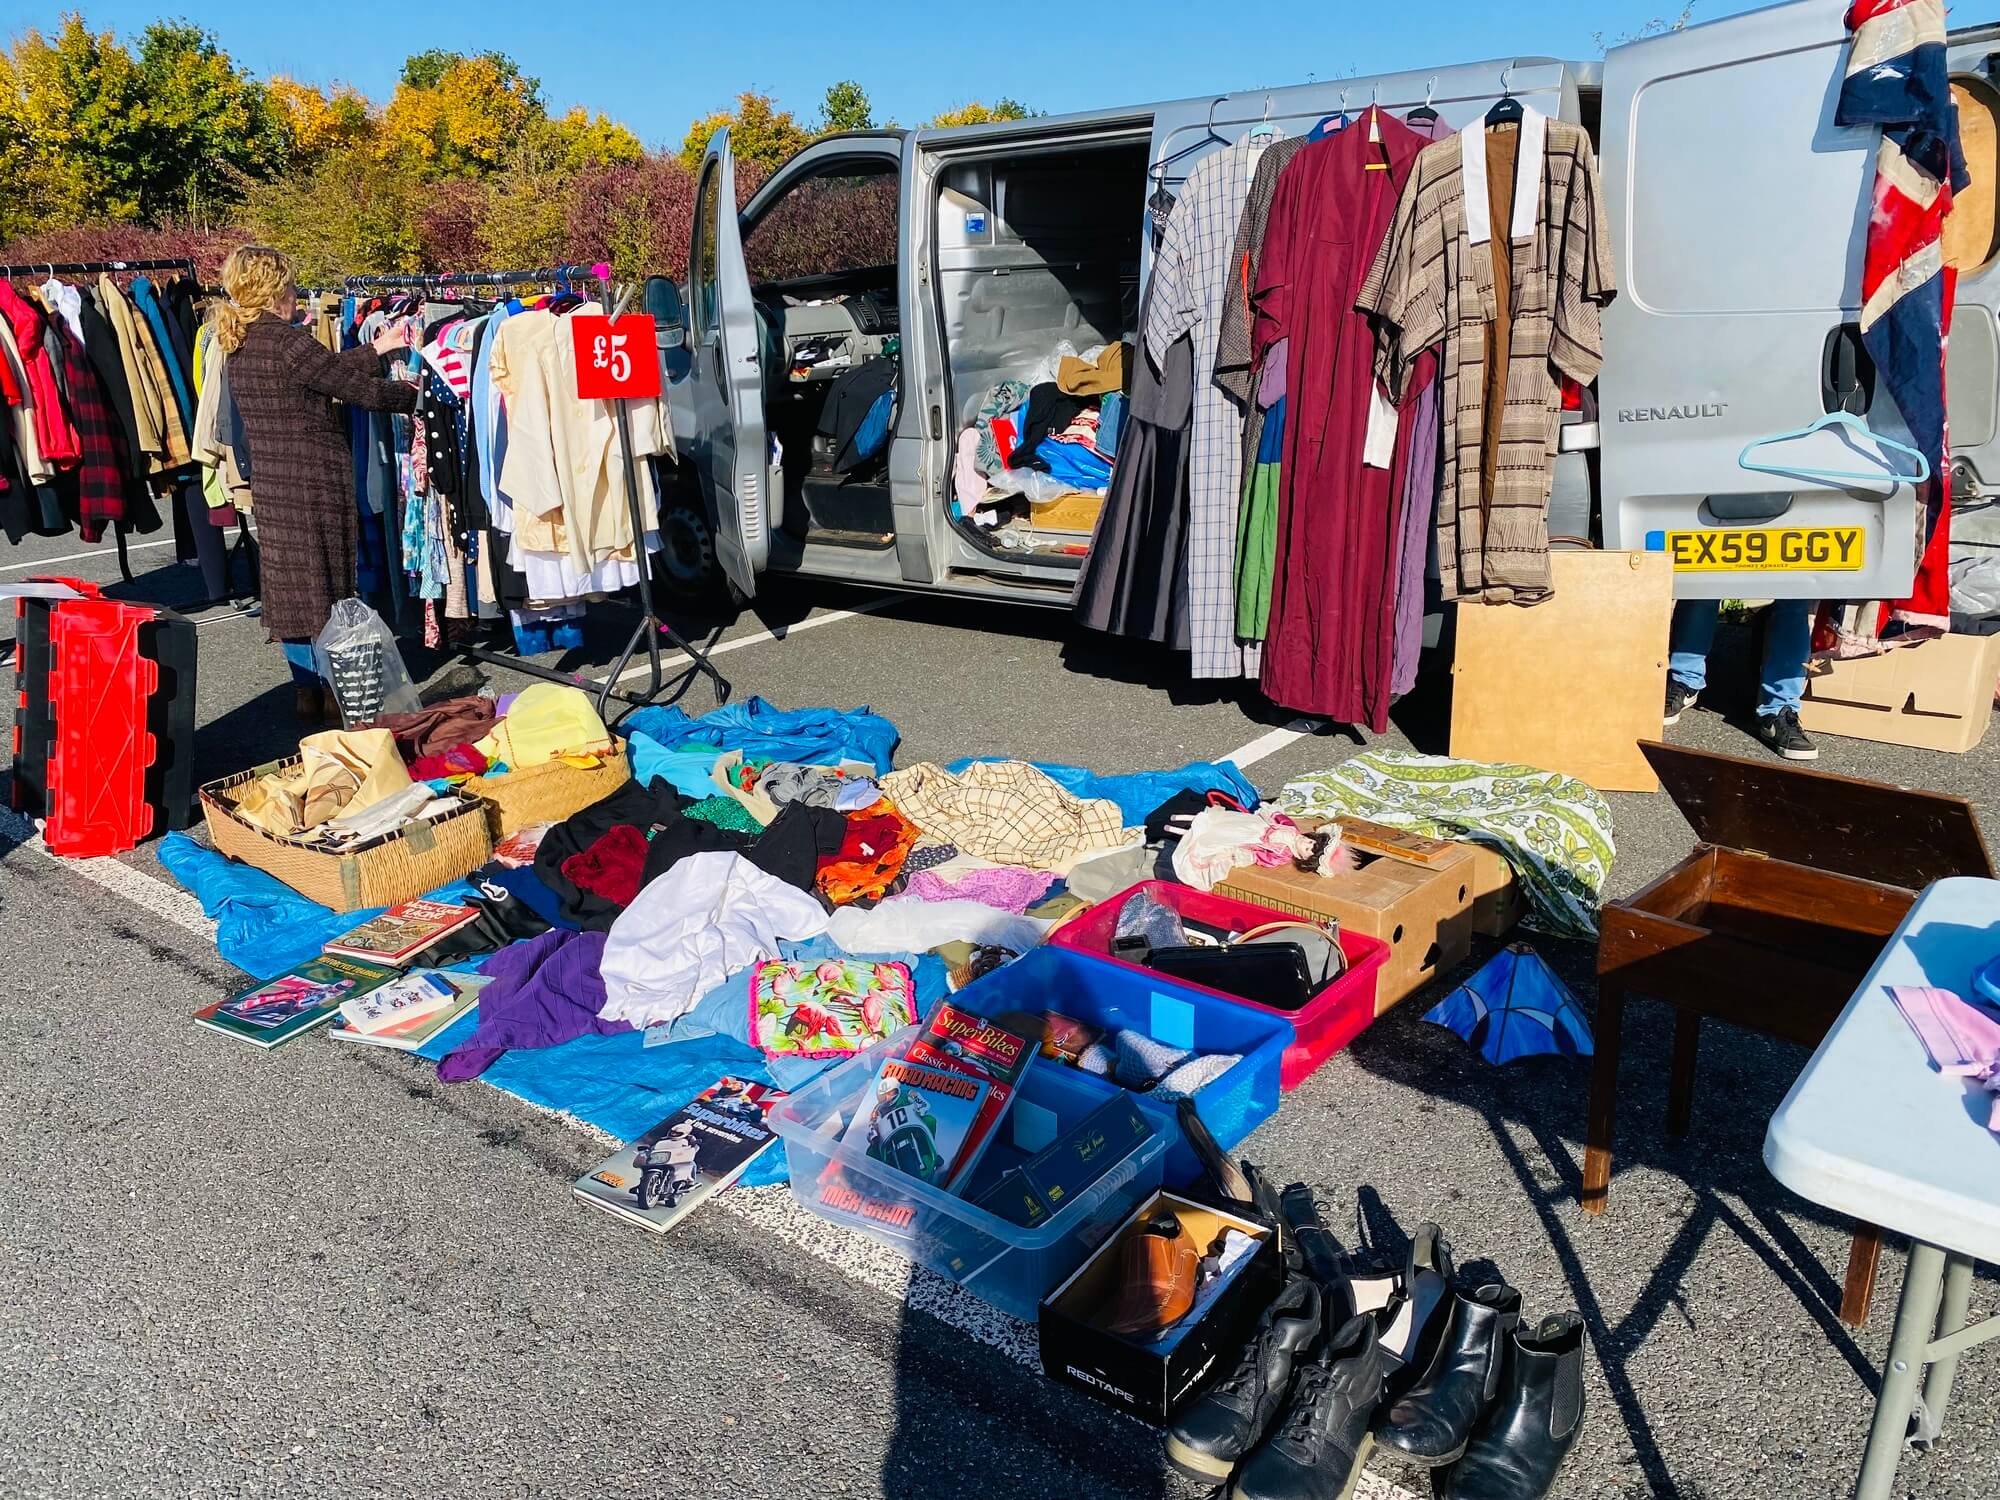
[1052,881,1391,1091]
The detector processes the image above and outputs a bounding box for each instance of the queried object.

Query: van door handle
[1823,325,1876,415]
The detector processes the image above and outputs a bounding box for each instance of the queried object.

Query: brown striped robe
[1358,114,1615,604]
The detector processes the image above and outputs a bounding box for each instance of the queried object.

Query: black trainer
[1663,679,1698,727]
[1754,707,1819,761]
[1167,1279,1323,1485]
[1231,1313,1388,1500]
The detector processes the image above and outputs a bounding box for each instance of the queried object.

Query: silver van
[658,0,2000,613]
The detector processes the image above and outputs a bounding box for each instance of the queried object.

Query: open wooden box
[1587,741,1993,1325]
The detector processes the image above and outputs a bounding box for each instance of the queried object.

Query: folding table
[1764,877,2000,1500]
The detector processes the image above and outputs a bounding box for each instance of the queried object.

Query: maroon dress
[1251,112,1428,730]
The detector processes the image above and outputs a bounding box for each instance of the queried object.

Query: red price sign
[570,314,661,400]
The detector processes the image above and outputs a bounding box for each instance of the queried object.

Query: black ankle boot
[1374,1283,1522,1467]
[1436,1312,1587,1500]
[1230,1312,1388,1500]
[1167,1279,1323,1485]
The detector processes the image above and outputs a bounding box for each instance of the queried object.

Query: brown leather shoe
[1101,1215,1200,1337]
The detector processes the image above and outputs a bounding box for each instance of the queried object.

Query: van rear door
[1943,31,2000,504]
[688,128,770,599]
[1598,0,1926,601]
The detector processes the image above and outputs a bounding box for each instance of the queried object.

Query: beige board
[1799,631,2000,754]
[1946,80,1999,274]
[1450,550,1672,793]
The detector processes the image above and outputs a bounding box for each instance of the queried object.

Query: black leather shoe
[1376,1222,1457,1400]
[1374,1283,1522,1467]
[1231,1312,1388,1500]
[1167,1279,1323,1485]
[1436,1312,1587,1500]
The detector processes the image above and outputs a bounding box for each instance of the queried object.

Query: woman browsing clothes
[210,245,416,721]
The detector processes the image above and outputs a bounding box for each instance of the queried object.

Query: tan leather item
[1100,1219,1200,1337]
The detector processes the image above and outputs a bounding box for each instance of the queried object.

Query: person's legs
[279,640,320,688]
[1668,600,1720,693]
[1753,599,1819,761]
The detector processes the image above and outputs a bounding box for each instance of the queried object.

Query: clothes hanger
[1148,95,1230,189]
[1737,411,1932,486]
[1408,77,1441,126]
[1365,84,1386,160]
[1248,95,1278,141]
[1486,65,1525,127]
[1310,88,1352,138]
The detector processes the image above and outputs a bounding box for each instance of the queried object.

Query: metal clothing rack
[341,265,729,719]
[0,257,248,590]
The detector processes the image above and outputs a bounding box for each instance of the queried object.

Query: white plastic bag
[313,597,422,727]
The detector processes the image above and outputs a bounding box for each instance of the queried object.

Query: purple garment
[1257,338,1289,409]
[1389,374,1442,698]
[903,865,1060,914]
[439,928,629,1082]
[1889,985,2000,1130]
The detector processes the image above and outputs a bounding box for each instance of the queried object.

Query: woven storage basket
[461,745,630,839]
[199,757,493,913]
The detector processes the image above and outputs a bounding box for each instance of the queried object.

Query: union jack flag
[1839,0,1965,629]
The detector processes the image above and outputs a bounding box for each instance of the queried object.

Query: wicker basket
[461,746,630,839]
[199,757,493,913]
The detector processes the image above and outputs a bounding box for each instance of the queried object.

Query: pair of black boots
[1167,1229,1584,1500]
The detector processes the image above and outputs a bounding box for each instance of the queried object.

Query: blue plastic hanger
[1737,410,1932,486]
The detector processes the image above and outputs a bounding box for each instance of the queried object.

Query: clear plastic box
[769,1030,1175,1322]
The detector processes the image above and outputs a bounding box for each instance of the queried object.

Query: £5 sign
[570,315,661,400]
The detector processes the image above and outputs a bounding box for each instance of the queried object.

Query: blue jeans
[281,640,321,688]
[1669,599,1812,718]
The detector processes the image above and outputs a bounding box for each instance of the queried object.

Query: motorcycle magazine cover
[571,1078,787,1234]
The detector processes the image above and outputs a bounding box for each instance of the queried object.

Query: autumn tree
[929,98,1033,128]
[679,91,812,173]
[266,76,374,166]
[0,16,151,228]
[380,50,542,177]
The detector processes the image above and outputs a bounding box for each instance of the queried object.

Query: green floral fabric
[1279,751,1615,940]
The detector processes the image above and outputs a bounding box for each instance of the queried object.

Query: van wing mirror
[645,275,693,382]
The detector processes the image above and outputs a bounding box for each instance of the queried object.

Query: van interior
[934,139,1150,565]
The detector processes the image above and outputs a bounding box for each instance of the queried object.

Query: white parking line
[1217,717,1322,771]
[0,537,180,574]
[615,597,897,683]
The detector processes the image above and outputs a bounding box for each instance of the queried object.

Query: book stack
[327,970,489,1051]
[193,955,399,1049]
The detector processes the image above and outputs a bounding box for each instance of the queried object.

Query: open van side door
[689,128,770,599]
[1943,29,2000,505]
[1598,0,1925,601]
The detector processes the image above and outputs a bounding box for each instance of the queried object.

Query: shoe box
[1039,1192,1282,1426]
[1217,818,1522,1012]
[1798,630,2000,753]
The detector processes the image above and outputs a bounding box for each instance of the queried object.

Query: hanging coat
[227,314,417,641]
[1251,111,1428,729]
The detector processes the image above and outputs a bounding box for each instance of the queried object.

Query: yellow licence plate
[1658,527,1865,572]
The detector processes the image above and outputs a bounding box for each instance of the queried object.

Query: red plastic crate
[43,600,158,857]
[1051,881,1391,1091]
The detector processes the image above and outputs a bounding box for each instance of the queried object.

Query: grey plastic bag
[313,597,421,728]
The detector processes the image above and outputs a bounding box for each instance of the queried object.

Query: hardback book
[328,973,488,1051]
[903,1002,1037,1191]
[322,898,481,967]
[839,1055,989,1188]
[193,955,399,1050]
[572,1078,786,1234]
[338,968,461,1034]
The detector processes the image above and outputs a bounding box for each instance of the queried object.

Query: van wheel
[656,497,745,608]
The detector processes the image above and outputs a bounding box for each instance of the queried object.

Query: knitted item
[1115,1029,1196,1091]
[1153,1052,1241,1101]
[1076,1042,1117,1077]
[684,794,764,833]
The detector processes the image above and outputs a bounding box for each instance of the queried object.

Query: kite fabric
[1423,945,1594,1065]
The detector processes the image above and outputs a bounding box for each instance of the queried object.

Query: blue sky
[30,0,1984,149]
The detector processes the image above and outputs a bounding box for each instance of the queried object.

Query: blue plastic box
[951,947,1293,1188]
[768,1027,1174,1322]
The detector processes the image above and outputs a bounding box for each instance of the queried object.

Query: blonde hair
[211,245,296,353]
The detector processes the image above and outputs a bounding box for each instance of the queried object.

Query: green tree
[131,20,280,223]
[678,90,811,173]
[819,80,874,134]
[928,98,1032,128]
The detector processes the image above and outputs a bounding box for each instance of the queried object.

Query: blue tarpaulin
[943,756,1260,825]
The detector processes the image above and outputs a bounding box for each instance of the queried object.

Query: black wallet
[1146,942,1319,1010]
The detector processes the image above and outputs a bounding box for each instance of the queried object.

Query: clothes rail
[340,265,729,719]
[0,257,210,585]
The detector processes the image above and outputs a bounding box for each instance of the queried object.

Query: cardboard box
[1219,846,1476,1012]
[1039,1193,1280,1425]
[1798,632,2000,754]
